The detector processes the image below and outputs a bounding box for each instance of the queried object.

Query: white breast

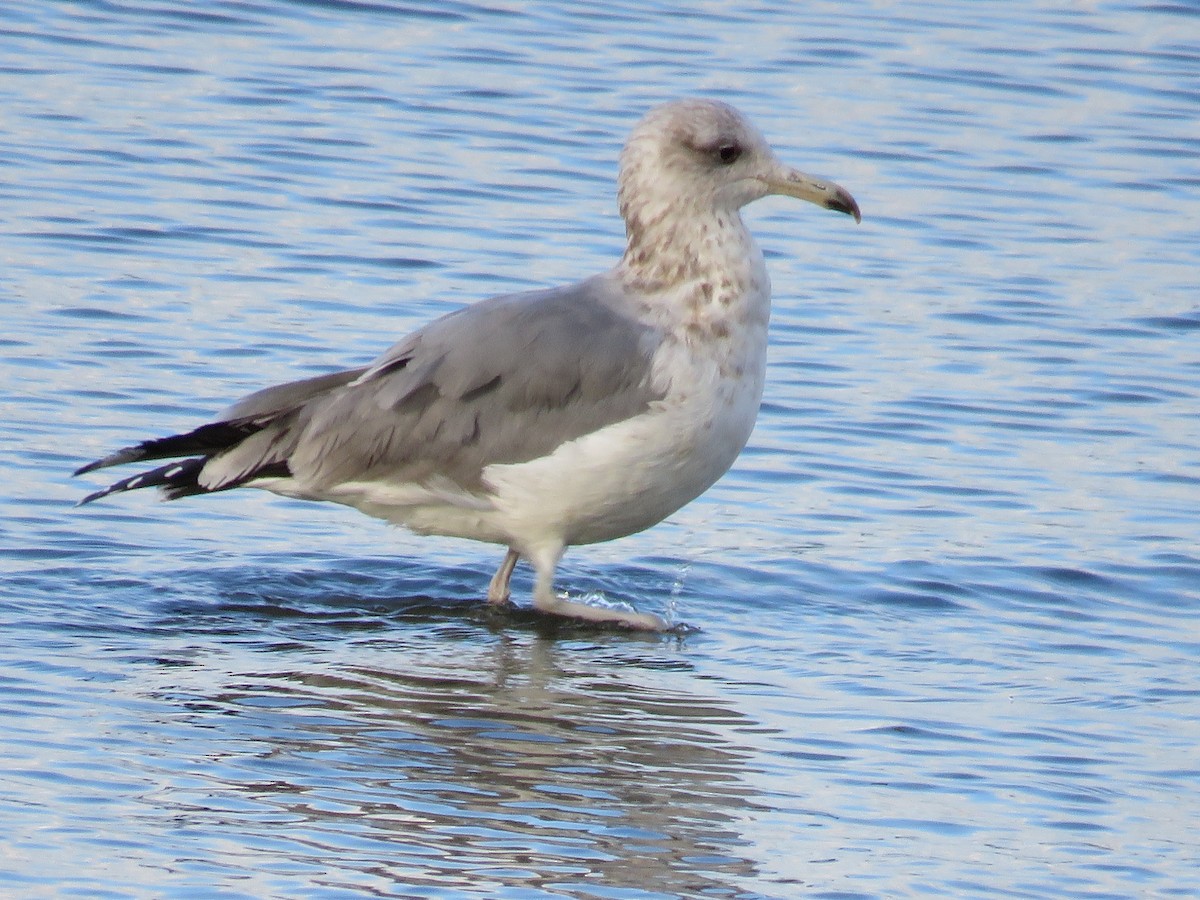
[482,301,768,549]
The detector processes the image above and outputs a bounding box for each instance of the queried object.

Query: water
[3,1,1199,897]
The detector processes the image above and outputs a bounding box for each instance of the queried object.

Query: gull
[75,98,860,631]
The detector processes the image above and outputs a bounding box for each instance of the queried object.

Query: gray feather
[218,367,368,421]
[274,275,664,493]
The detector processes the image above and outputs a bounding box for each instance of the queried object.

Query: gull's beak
[762,166,861,223]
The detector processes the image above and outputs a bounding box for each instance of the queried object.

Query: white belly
[482,332,766,549]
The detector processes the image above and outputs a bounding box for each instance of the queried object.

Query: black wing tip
[75,489,106,507]
[76,484,124,507]
[75,475,142,506]
[74,458,208,506]
[73,445,145,477]
[72,419,266,479]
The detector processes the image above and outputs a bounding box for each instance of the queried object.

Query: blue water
[3,2,1199,897]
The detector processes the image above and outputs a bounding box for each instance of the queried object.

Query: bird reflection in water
[139,613,766,897]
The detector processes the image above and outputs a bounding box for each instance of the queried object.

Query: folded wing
[76,276,664,507]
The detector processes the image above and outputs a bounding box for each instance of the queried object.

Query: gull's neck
[614,202,770,334]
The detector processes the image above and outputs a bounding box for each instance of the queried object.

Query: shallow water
[3,2,1199,897]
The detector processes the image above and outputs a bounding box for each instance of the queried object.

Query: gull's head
[618,98,861,232]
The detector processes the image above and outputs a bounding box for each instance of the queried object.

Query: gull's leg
[528,544,667,631]
[487,548,520,606]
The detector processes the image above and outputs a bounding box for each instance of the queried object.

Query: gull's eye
[717,143,742,165]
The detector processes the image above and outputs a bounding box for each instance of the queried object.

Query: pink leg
[486,548,520,605]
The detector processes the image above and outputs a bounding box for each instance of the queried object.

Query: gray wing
[284,274,665,492]
[218,367,369,422]
[181,274,664,497]
[77,274,665,502]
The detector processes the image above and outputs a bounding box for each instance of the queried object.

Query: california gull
[75,98,860,630]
